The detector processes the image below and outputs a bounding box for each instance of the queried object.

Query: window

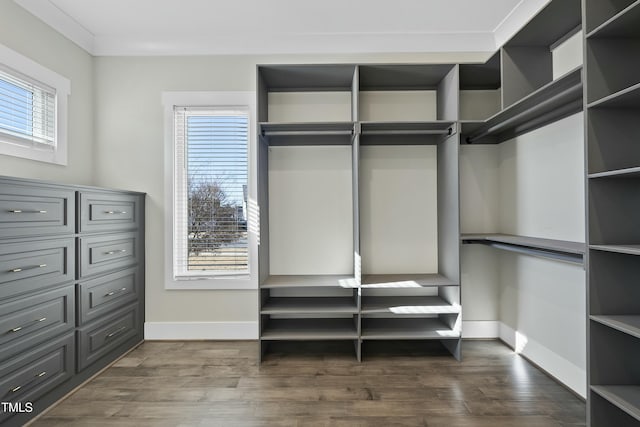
[0,44,70,165]
[163,92,257,289]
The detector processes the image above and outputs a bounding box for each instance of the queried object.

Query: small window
[0,44,70,165]
[0,68,55,146]
[174,107,250,277]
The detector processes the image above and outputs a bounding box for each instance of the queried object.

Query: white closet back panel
[360,145,438,274]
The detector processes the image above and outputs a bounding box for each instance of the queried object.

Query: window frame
[0,43,70,165]
[163,91,258,290]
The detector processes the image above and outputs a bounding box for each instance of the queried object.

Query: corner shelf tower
[584,0,640,425]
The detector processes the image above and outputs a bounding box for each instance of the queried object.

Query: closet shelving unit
[584,0,640,425]
[257,64,360,359]
[459,0,585,265]
[461,0,583,145]
[357,64,461,359]
[257,63,461,360]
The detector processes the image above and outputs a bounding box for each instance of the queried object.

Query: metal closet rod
[261,129,354,137]
[361,128,452,136]
[262,128,452,137]
[466,83,582,143]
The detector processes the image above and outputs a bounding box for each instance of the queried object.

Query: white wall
[269,146,354,275]
[0,1,94,184]
[360,145,438,274]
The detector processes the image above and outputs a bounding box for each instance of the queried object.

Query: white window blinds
[174,106,249,278]
[0,67,56,147]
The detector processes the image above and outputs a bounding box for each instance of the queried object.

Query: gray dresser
[0,176,145,426]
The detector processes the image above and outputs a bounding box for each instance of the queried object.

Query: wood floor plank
[29,340,585,426]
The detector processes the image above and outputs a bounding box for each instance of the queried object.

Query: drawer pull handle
[8,317,47,333]
[9,264,47,273]
[10,371,47,394]
[104,249,127,255]
[8,209,47,214]
[104,287,128,297]
[106,326,127,339]
[105,210,127,214]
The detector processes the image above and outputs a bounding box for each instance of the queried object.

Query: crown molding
[493,0,550,48]
[14,0,94,53]
[14,0,544,57]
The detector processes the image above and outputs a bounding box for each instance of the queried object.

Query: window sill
[165,276,257,290]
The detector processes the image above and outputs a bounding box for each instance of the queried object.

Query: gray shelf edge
[591,385,640,422]
[261,275,359,289]
[361,274,458,288]
[587,81,640,109]
[465,66,583,144]
[589,244,640,256]
[588,166,640,179]
[361,296,461,314]
[590,315,640,340]
[360,334,461,340]
[360,319,460,340]
[261,298,358,315]
[585,0,640,39]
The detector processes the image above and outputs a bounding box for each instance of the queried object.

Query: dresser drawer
[79,191,141,233]
[77,303,139,371]
[0,285,74,362]
[0,333,74,423]
[0,183,75,238]
[78,232,140,278]
[0,239,75,300]
[78,267,140,326]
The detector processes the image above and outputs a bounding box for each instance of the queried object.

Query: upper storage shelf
[356,64,458,145]
[584,0,640,36]
[258,64,357,126]
[459,0,583,143]
[460,52,501,91]
[586,0,640,38]
[501,0,582,108]
[463,67,583,144]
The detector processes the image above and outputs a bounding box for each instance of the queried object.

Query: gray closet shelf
[261,275,358,289]
[587,82,640,109]
[261,297,358,315]
[588,166,640,179]
[586,0,640,38]
[261,319,358,340]
[462,233,585,264]
[361,296,460,315]
[361,274,458,288]
[464,66,583,144]
[361,318,458,340]
[591,315,640,339]
[259,122,355,146]
[591,386,640,423]
[589,244,640,256]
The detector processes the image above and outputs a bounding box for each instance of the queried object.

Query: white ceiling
[14,0,549,56]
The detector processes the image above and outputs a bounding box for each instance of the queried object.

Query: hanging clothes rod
[361,128,452,136]
[261,130,353,137]
[466,83,582,143]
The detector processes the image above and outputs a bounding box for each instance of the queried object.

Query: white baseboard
[498,322,586,398]
[144,321,258,340]
[462,320,500,338]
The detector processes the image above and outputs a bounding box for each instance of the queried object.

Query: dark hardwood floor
[30,340,586,426]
